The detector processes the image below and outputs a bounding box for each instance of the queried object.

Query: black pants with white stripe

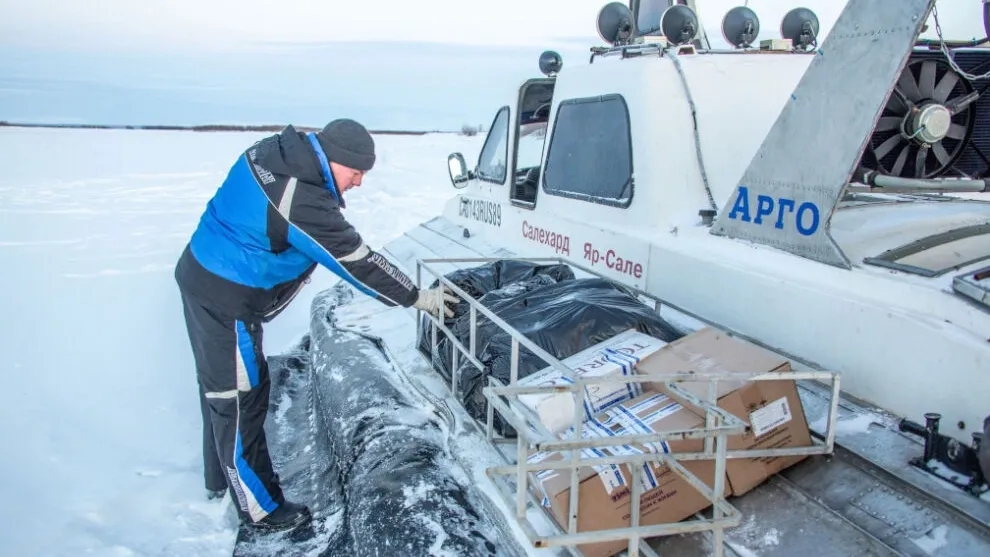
[180,291,285,523]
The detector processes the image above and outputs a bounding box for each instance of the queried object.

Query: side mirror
[447,152,472,188]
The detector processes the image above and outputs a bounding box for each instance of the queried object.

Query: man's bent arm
[284,193,419,307]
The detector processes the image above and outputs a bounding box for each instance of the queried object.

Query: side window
[477,106,510,184]
[542,94,633,207]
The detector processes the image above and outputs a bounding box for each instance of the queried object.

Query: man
[174,119,457,532]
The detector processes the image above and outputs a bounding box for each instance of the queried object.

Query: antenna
[722,5,761,49]
[597,2,635,45]
[781,7,819,51]
[660,4,699,46]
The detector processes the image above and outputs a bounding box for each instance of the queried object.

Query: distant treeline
[0,121,440,135]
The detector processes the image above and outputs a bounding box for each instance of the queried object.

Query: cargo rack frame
[415,256,841,557]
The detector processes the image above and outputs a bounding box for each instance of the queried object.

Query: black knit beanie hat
[316,119,376,171]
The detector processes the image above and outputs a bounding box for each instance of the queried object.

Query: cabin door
[510,78,555,208]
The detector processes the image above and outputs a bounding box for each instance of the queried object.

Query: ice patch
[726,541,761,557]
[811,411,878,436]
[273,389,293,425]
[403,480,437,508]
[423,516,452,557]
[913,524,950,554]
[725,514,781,555]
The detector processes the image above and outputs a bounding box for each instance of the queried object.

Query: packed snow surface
[0,127,481,557]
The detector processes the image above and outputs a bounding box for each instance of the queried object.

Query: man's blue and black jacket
[175,125,419,322]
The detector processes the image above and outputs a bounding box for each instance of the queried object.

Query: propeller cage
[863,57,979,179]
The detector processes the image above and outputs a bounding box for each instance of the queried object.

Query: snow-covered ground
[0,127,482,557]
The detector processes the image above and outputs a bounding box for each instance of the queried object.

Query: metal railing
[414,256,841,557]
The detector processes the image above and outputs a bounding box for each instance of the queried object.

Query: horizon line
[0,120,478,136]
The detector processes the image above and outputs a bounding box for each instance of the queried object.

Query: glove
[413,285,460,318]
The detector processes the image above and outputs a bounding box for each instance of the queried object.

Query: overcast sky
[1,0,986,129]
[7,0,983,52]
[3,0,984,53]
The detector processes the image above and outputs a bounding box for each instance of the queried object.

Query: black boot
[248,500,312,532]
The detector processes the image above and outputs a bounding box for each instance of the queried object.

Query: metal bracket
[899,413,989,496]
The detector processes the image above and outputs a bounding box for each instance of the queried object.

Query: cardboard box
[517,329,669,434]
[527,390,728,557]
[635,327,812,496]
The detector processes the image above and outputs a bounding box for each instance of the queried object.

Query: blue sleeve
[284,190,419,307]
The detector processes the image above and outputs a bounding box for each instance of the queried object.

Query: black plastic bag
[434,259,576,307]
[417,260,574,381]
